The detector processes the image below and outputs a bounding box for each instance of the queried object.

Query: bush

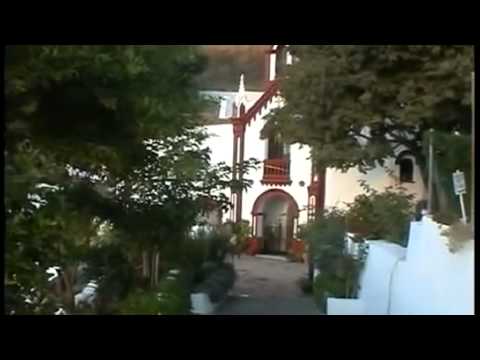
[313,272,348,313]
[345,181,415,244]
[193,263,236,303]
[441,221,474,253]
[116,271,191,315]
[423,131,472,224]
[303,208,364,312]
[302,208,347,272]
[298,277,313,294]
[82,243,135,314]
[187,227,231,267]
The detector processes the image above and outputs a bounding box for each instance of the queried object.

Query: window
[398,158,414,183]
[268,136,286,159]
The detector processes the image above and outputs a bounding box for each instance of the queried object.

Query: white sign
[453,171,467,195]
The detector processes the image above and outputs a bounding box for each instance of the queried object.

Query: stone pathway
[214,256,322,315]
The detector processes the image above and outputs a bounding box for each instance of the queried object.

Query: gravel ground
[214,256,321,315]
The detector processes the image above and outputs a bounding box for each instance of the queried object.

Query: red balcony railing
[262,158,291,186]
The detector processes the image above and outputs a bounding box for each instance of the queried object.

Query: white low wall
[327,299,365,316]
[390,217,474,315]
[327,217,474,316]
[357,242,406,315]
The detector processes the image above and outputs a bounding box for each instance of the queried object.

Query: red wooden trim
[308,168,326,216]
[261,179,293,186]
[232,117,246,137]
[229,80,279,131]
[262,158,291,185]
[243,80,279,125]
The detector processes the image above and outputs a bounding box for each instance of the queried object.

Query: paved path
[214,256,322,315]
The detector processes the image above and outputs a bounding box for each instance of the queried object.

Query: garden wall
[327,216,474,315]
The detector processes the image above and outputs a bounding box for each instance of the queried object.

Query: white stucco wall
[356,241,406,315]
[241,98,312,227]
[203,124,233,167]
[389,217,474,315]
[327,217,474,316]
[327,298,366,316]
[324,158,425,210]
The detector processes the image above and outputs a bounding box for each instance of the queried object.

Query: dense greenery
[268,45,473,174]
[302,209,364,312]
[5,45,251,315]
[345,181,415,245]
[193,263,236,303]
[116,271,192,315]
[423,132,472,224]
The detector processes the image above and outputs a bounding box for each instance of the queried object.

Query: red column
[232,118,246,224]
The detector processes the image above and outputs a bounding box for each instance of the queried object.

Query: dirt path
[214,256,321,315]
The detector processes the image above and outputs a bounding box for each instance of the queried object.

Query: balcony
[261,158,291,186]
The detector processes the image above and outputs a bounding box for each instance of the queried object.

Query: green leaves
[270,45,473,172]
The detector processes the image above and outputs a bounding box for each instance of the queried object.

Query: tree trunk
[62,267,75,313]
[150,252,156,289]
[155,251,160,287]
[142,251,149,279]
[432,161,449,213]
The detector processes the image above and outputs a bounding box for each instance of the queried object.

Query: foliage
[82,243,136,313]
[441,222,474,253]
[193,263,236,303]
[345,181,415,244]
[4,45,222,314]
[5,45,207,174]
[116,271,191,315]
[303,208,364,311]
[268,45,473,174]
[302,208,347,271]
[187,227,232,267]
[298,277,313,295]
[423,131,472,224]
[229,220,251,254]
[313,272,350,313]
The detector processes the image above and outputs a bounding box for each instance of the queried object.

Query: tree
[267,45,473,174]
[5,45,210,313]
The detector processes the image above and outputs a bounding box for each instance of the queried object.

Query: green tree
[5,45,210,313]
[268,45,473,174]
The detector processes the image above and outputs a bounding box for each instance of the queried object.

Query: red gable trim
[233,80,279,127]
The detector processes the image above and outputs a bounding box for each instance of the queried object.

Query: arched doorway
[251,190,299,255]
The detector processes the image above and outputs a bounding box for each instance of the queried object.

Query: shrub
[303,208,364,312]
[302,208,347,272]
[116,271,191,315]
[441,221,474,253]
[298,277,313,294]
[193,263,236,303]
[313,272,347,313]
[345,181,415,244]
[187,227,231,267]
[82,243,135,314]
[422,131,472,225]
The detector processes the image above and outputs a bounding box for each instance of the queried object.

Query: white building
[201,45,425,254]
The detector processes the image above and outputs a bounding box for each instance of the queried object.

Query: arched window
[239,104,246,116]
[396,154,415,183]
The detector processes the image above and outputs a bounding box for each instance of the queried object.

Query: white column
[286,51,293,65]
[269,53,276,81]
[257,215,264,237]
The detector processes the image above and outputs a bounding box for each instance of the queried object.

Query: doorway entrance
[251,190,299,255]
